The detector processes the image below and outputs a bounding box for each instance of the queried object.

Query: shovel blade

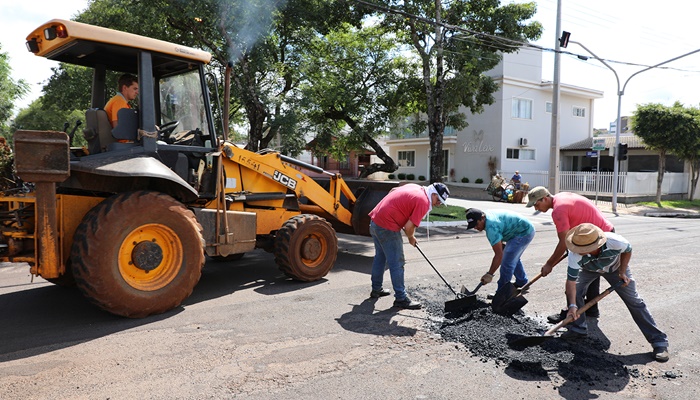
[493,295,529,315]
[445,295,477,313]
[507,333,554,348]
[490,283,516,312]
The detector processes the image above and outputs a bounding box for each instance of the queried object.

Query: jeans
[497,230,535,291]
[569,268,668,348]
[369,221,407,300]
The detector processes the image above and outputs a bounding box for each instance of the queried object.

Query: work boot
[370,288,391,298]
[393,297,422,310]
[547,309,567,324]
[653,347,669,362]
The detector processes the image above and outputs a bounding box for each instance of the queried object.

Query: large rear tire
[274,215,337,281]
[71,191,205,318]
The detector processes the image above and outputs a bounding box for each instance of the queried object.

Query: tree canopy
[632,102,700,203]
[0,45,29,137]
[380,0,542,181]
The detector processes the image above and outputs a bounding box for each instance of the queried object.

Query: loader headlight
[26,38,39,53]
[43,24,68,41]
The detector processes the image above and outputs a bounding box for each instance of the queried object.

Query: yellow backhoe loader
[2,20,395,317]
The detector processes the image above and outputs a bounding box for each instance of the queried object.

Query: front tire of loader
[71,191,205,318]
[274,214,337,282]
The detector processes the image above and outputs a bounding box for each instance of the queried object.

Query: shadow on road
[0,250,357,363]
[335,298,417,337]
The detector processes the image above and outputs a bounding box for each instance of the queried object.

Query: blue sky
[3,0,699,129]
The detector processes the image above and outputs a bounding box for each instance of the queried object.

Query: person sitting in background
[511,171,522,189]
[104,74,138,128]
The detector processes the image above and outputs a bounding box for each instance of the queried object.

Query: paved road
[1,198,698,399]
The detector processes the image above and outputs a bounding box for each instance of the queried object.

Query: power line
[353,0,700,75]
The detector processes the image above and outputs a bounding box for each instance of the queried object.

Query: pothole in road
[412,283,682,390]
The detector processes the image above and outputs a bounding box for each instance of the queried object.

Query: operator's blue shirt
[483,210,535,247]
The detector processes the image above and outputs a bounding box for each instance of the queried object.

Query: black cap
[433,182,450,204]
[465,208,484,230]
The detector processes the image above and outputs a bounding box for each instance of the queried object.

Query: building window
[506,148,535,160]
[398,150,415,167]
[573,106,586,118]
[545,101,552,113]
[511,98,533,119]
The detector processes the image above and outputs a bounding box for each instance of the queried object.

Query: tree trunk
[690,159,699,201]
[656,151,666,206]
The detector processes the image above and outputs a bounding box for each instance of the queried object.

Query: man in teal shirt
[465,208,535,291]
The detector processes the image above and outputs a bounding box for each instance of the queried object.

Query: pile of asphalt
[412,283,682,390]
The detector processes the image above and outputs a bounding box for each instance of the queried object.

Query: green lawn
[637,199,700,210]
[425,204,468,222]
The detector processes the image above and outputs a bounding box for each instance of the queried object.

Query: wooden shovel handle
[516,252,569,294]
[543,280,624,336]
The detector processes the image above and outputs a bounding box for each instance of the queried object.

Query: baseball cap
[433,182,450,204]
[465,208,484,230]
[526,186,551,207]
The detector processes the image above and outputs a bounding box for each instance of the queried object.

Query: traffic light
[617,143,628,161]
[559,31,571,48]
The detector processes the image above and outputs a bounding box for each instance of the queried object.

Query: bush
[406,173,415,180]
[398,173,406,180]
[475,178,484,184]
[418,175,426,181]
[388,174,395,179]
[461,177,469,183]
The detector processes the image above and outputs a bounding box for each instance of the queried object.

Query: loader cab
[26,19,220,199]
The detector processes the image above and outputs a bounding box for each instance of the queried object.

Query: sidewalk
[444,183,700,218]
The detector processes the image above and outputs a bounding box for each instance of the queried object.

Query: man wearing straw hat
[562,223,669,362]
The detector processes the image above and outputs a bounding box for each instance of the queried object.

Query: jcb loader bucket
[312,178,398,236]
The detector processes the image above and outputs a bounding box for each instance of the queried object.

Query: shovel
[491,252,568,315]
[414,244,476,313]
[508,280,624,347]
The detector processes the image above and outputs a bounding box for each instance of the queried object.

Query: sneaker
[393,297,422,309]
[370,288,391,298]
[560,329,587,340]
[653,346,669,362]
[547,309,568,324]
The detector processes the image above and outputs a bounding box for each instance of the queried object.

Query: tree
[632,102,698,205]
[11,98,86,147]
[0,45,29,137]
[381,0,542,182]
[299,24,416,177]
[71,0,364,154]
[667,105,700,201]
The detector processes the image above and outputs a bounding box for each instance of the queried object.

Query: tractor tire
[70,191,205,318]
[273,214,337,282]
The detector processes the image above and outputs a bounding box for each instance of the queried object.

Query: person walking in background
[526,186,614,323]
[465,208,535,293]
[561,223,669,362]
[368,182,450,309]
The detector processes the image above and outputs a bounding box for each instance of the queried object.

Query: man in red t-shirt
[368,182,450,309]
[526,186,614,323]
[104,74,139,128]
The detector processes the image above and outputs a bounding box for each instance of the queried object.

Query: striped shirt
[567,232,632,281]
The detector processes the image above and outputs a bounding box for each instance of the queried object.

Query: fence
[499,170,689,196]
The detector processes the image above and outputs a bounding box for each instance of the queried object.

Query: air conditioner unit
[518,138,528,146]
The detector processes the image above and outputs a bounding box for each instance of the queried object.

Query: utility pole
[548,0,562,194]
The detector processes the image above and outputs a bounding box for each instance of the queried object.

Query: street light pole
[570,41,700,214]
[548,0,562,194]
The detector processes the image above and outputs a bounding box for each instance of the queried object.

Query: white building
[386,47,602,185]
